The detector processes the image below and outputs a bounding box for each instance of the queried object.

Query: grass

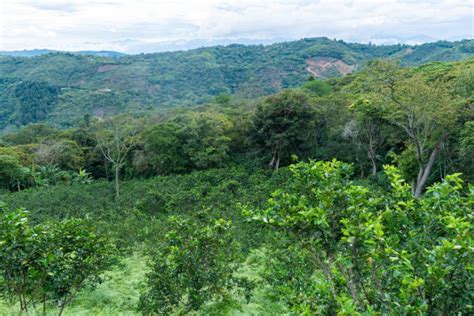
[199,248,288,316]
[0,254,147,316]
[0,248,289,315]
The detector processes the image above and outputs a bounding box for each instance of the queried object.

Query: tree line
[1,59,472,198]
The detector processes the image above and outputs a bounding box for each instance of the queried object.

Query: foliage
[34,139,85,170]
[246,160,473,314]
[0,205,116,314]
[348,59,465,195]
[252,89,318,169]
[139,215,240,314]
[2,124,58,145]
[459,121,474,182]
[344,96,388,175]
[1,39,472,130]
[142,123,186,175]
[32,165,93,187]
[181,111,232,169]
[302,77,333,96]
[0,155,28,190]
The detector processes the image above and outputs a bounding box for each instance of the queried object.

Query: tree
[182,112,232,169]
[355,60,460,197]
[2,123,58,146]
[458,121,474,181]
[252,90,318,170]
[302,78,333,97]
[0,205,115,315]
[34,139,85,170]
[214,93,232,106]
[343,97,387,175]
[384,74,459,197]
[139,215,239,314]
[143,123,186,175]
[95,117,139,198]
[245,160,473,314]
[0,155,27,190]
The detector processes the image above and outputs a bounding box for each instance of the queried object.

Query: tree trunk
[269,147,276,169]
[414,132,448,198]
[368,132,377,176]
[114,165,120,199]
[275,150,280,170]
[104,160,109,180]
[269,144,280,170]
[368,148,377,176]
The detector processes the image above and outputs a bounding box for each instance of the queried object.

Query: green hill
[0,49,127,58]
[1,37,473,131]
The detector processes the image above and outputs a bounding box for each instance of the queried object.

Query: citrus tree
[139,214,240,314]
[0,205,115,315]
[245,160,473,314]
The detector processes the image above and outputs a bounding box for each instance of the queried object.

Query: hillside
[1,37,473,131]
[0,49,127,58]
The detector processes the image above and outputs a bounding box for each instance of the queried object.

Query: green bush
[139,214,240,314]
[0,205,116,314]
[246,160,473,314]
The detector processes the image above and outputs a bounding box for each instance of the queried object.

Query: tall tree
[143,123,186,175]
[383,73,459,197]
[343,97,387,176]
[95,117,138,198]
[0,155,26,191]
[182,112,232,169]
[34,139,84,170]
[252,90,318,170]
[354,60,460,197]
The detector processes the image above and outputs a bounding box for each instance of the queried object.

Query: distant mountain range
[1,37,473,131]
[0,49,127,58]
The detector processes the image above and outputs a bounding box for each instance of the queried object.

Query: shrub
[0,205,116,315]
[139,214,240,314]
[246,160,473,314]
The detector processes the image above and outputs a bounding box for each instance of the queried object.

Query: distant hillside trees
[1,38,472,131]
[0,58,472,195]
[14,81,59,125]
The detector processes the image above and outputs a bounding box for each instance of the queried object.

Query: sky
[0,0,473,53]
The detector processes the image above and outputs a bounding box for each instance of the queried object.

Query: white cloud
[0,0,472,52]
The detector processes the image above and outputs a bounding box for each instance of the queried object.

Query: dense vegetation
[0,50,473,314]
[1,38,473,131]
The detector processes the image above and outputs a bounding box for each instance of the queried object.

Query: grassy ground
[0,255,147,316]
[0,167,288,315]
[0,250,287,315]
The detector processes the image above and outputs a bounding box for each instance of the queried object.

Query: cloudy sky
[0,0,473,53]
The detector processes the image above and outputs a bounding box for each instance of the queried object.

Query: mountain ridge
[1,37,473,131]
[0,49,127,58]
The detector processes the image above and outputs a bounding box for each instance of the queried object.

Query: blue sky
[0,0,473,53]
